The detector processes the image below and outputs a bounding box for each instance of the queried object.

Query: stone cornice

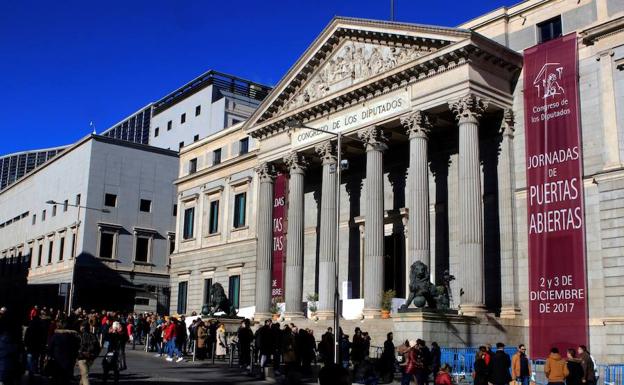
[581,15,624,46]
[248,36,520,139]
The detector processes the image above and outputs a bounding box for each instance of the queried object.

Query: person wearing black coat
[431,342,441,376]
[237,319,253,369]
[566,348,584,385]
[473,350,489,385]
[380,332,396,382]
[46,320,80,385]
[488,342,512,385]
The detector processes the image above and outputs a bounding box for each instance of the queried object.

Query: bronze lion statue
[400,260,437,310]
[202,282,237,317]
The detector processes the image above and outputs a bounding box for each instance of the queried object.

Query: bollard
[192,340,196,362]
[212,340,216,365]
[144,335,150,352]
[229,343,234,368]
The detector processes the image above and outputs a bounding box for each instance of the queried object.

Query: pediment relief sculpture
[276,40,430,115]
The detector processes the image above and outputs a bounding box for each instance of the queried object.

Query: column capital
[358,126,388,152]
[401,110,433,140]
[500,109,515,138]
[315,141,337,165]
[283,152,308,174]
[449,94,489,124]
[255,162,276,183]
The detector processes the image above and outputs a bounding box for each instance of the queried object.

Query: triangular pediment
[244,17,472,133]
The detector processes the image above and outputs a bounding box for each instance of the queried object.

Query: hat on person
[112,321,121,331]
[409,340,417,348]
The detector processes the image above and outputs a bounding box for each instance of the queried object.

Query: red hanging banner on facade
[523,33,588,358]
[271,173,288,299]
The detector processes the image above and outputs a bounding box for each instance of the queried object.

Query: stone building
[169,123,259,317]
[168,0,624,362]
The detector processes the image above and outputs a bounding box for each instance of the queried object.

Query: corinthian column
[315,141,337,320]
[498,110,521,318]
[254,162,275,319]
[358,126,388,318]
[449,94,488,315]
[401,110,432,270]
[284,152,307,319]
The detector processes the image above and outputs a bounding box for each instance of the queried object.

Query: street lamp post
[286,120,363,364]
[46,200,109,312]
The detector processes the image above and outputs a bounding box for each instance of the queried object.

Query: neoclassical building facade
[168,0,624,362]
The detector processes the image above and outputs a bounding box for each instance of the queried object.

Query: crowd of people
[0,304,601,385]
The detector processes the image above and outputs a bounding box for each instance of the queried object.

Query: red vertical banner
[523,33,588,358]
[271,173,288,299]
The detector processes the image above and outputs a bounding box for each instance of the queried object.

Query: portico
[243,17,522,320]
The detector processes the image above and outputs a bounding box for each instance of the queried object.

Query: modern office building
[0,135,178,313]
[169,0,624,363]
[168,123,259,317]
[0,146,68,191]
[149,70,271,150]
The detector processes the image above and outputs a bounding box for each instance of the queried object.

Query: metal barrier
[601,364,624,385]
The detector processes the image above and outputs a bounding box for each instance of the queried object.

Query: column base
[499,306,522,319]
[253,312,273,322]
[362,308,382,319]
[283,311,305,321]
[315,310,335,320]
[459,304,487,316]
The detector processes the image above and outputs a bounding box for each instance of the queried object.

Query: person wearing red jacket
[435,364,454,385]
[165,319,183,362]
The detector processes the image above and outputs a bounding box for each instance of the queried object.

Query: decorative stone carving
[315,141,337,165]
[449,94,489,124]
[358,126,388,151]
[500,109,515,137]
[278,41,427,114]
[401,110,433,139]
[255,162,275,182]
[284,152,308,174]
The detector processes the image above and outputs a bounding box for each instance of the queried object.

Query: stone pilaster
[401,110,432,270]
[283,152,307,319]
[597,51,622,169]
[449,94,488,315]
[315,141,337,320]
[498,110,521,318]
[358,126,388,318]
[254,162,275,320]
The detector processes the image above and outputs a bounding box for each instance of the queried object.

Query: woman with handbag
[401,340,418,385]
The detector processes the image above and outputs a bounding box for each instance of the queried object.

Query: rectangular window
[203,278,213,305]
[169,236,175,255]
[183,207,195,240]
[71,233,76,258]
[52,205,57,217]
[63,200,68,212]
[239,137,249,155]
[47,240,53,264]
[233,193,246,228]
[194,134,199,142]
[37,244,43,266]
[167,120,172,131]
[195,105,201,116]
[135,236,149,262]
[213,148,222,165]
[537,16,562,43]
[76,194,81,206]
[59,237,65,262]
[32,214,36,225]
[139,199,152,212]
[177,281,188,314]
[179,141,184,149]
[172,204,177,216]
[228,275,240,309]
[104,193,117,207]
[181,113,186,124]
[155,127,160,137]
[42,210,46,221]
[209,200,219,234]
[135,297,150,306]
[99,232,115,259]
[189,158,197,174]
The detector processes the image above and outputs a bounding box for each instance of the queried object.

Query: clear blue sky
[0,0,510,155]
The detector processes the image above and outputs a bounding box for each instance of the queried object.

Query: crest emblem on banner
[533,63,565,99]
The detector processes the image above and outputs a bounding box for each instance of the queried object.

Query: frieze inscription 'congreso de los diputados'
[170,0,624,363]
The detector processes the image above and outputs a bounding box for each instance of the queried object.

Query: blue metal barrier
[602,364,624,385]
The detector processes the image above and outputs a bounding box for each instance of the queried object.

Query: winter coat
[78,331,101,361]
[512,351,532,378]
[0,328,20,381]
[473,358,489,385]
[435,371,453,385]
[578,351,596,382]
[196,325,207,349]
[406,348,423,375]
[566,359,584,385]
[545,352,569,383]
[489,350,512,385]
[216,328,227,356]
[47,329,80,373]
